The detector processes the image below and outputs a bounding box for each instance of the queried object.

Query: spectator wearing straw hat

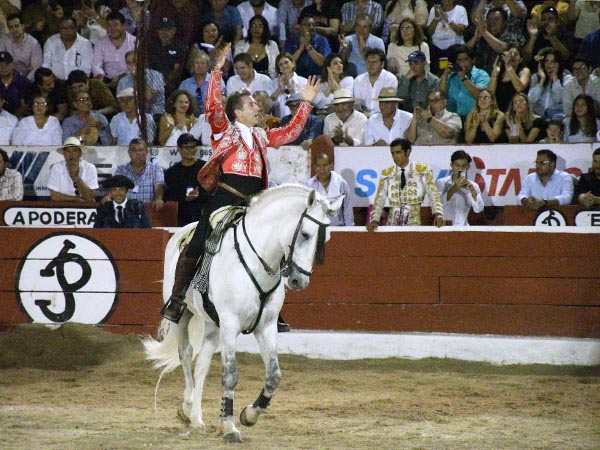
[94,174,151,228]
[46,136,98,202]
[110,87,156,145]
[323,88,367,146]
[363,87,413,146]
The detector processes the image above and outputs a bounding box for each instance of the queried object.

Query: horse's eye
[301,232,310,240]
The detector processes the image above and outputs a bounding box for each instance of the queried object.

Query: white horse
[143,184,342,443]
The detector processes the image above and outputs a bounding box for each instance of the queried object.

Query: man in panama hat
[363,87,413,145]
[323,88,367,146]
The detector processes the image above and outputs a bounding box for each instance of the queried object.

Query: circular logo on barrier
[574,210,600,227]
[534,209,567,227]
[16,233,119,324]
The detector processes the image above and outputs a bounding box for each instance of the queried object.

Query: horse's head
[284,190,343,290]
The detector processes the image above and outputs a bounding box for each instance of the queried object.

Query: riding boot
[277,314,291,333]
[160,252,199,323]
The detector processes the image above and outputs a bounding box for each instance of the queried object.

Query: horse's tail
[142,319,181,374]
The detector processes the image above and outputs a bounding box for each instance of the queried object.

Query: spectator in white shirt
[436,149,484,226]
[323,88,367,146]
[226,52,274,96]
[353,47,398,116]
[42,16,93,80]
[364,87,413,145]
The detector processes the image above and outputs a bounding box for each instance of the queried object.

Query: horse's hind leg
[172,310,199,428]
[220,326,242,443]
[188,322,219,431]
[240,325,282,427]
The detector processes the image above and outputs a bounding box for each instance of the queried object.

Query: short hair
[537,149,557,163]
[59,16,76,27]
[487,7,508,22]
[428,89,446,100]
[125,50,136,61]
[314,152,333,165]
[0,148,8,163]
[390,138,411,152]
[451,150,472,164]
[454,45,475,60]
[355,12,372,26]
[364,47,385,62]
[106,11,126,24]
[128,138,147,150]
[67,70,88,86]
[34,67,54,85]
[546,118,564,131]
[275,52,295,75]
[233,52,254,66]
[225,89,252,122]
[6,13,21,23]
[593,147,600,157]
[29,94,51,116]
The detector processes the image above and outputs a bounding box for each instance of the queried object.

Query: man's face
[193,56,210,75]
[334,101,354,121]
[235,61,253,82]
[287,101,301,116]
[314,156,333,181]
[59,19,77,42]
[125,54,137,75]
[535,153,555,177]
[456,52,473,73]
[486,11,505,35]
[0,62,12,78]
[71,82,88,95]
[39,75,55,92]
[62,146,82,165]
[391,146,410,167]
[408,60,426,76]
[366,55,384,76]
[379,101,397,119]
[427,93,445,115]
[210,0,228,12]
[235,95,260,127]
[128,143,148,165]
[572,61,591,83]
[300,17,316,37]
[592,154,600,178]
[7,18,24,40]
[355,19,370,39]
[541,12,559,32]
[157,27,177,45]
[118,96,136,114]
[451,158,470,176]
[106,19,125,40]
[74,92,92,112]
[110,186,128,204]
[178,143,198,164]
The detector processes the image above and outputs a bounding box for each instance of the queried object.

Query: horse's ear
[307,189,316,208]
[326,195,344,215]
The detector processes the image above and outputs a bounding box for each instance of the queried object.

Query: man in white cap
[323,88,367,146]
[110,87,156,145]
[46,137,98,202]
[363,87,413,146]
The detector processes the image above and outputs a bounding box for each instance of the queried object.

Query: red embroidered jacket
[197,70,313,193]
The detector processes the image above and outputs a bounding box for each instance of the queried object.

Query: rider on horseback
[160,42,322,329]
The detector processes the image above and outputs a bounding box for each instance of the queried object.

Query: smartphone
[458,170,467,179]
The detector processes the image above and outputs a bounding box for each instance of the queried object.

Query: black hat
[102,175,135,190]
[541,6,559,16]
[0,51,13,64]
[177,133,199,147]
[406,50,427,62]
[158,16,176,29]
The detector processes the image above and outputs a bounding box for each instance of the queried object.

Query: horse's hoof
[240,405,261,427]
[189,422,206,434]
[177,405,191,424]
[223,431,242,443]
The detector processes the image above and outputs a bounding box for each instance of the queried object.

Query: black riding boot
[160,252,199,323]
[277,314,291,333]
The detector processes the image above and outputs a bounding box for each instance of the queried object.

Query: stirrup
[161,296,188,323]
[277,319,291,333]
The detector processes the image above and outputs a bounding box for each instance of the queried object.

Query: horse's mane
[249,184,313,210]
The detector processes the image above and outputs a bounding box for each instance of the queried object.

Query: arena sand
[0,323,598,450]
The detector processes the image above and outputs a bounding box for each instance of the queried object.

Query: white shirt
[0,109,18,145]
[323,110,367,146]
[353,69,398,115]
[236,121,254,150]
[11,116,62,146]
[272,72,307,117]
[436,175,484,226]
[237,1,279,40]
[313,76,355,110]
[226,71,275,96]
[46,159,99,196]
[426,5,468,50]
[43,33,93,80]
[363,108,413,145]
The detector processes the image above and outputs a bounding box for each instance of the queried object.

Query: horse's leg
[220,324,242,443]
[172,310,197,427]
[188,321,219,431]
[240,322,281,427]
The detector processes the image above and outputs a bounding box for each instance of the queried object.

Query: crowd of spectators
[0,0,596,146]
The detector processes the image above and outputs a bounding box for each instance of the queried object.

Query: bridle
[233,206,330,334]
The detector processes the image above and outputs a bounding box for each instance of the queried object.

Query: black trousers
[186,174,263,260]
